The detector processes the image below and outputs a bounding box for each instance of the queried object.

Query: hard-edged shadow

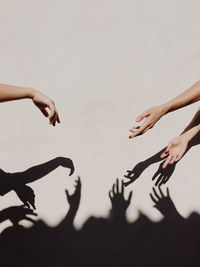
[0,156,74,209]
[124,131,200,187]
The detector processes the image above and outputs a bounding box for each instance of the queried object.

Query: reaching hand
[65,177,81,207]
[2,205,37,225]
[32,90,60,126]
[150,187,178,217]
[160,135,189,168]
[109,179,132,215]
[58,157,75,176]
[14,185,36,209]
[152,161,176,186]
[129,106,165,139]
[124,162,146,186]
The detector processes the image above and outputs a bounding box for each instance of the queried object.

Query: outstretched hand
[124,162,146,186]
[129,106,165,138]
[65,176,81,207]
[152,161,176,186]
[109,178,132,215]
[160,135,188,168]
[32,89,60,126]
[14,185,36,210]
[150,187,177,216]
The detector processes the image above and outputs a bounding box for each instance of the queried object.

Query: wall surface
[0,0,200,231]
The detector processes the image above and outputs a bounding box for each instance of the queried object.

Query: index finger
[129,121,149,139]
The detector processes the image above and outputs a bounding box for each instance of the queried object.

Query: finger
[169,155,177,164]
[166,187,170,197]
[160,143,173,158]
[129,126,140,131]
[129,121,149,139]
[29,202,36,210]
[109,190,113,200]
[50,112,57,126]
[24,216,37,223]
[123,180,133,187]
[112,183,116,195]
[162,155,173,169]
[160,151,169,158]
[155,174,163,186]
[69,165,75,176]
[158,186,164,197]
[163,175,170,185]
[150,193,157,204]
[124,170,134,179]
[57,112,61,123]
[175,154,182,162]
[48,102,56,122]
[40,108,49,117]
[158,175,166,186]
[65,189,70,200]
[165,142,174,154]
[116,179,119,194]
[142,125,152,134]
[127,191,133,203]
[153,187,160,200]
[121,180,124,196]
[135,111,148,122]
[152,170,160,181]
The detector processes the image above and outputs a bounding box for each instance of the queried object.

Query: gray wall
[0,0,200,231]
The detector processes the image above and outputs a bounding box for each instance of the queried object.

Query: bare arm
[0,83,60,126]
[130,80,200,138]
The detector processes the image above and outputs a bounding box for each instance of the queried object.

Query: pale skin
[0,83,60,126]
[129,80,200,168]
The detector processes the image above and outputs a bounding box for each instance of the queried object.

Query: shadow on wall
[0,156,74,209]
[124,130,200,187]
[1,175,200,267]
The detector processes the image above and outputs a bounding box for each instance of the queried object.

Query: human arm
[0,83,60,126]
[129,80,200,138]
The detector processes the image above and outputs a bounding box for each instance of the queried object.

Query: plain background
[0,0,200,232]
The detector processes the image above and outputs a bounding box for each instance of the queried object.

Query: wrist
[27,88,38,99]
[160,103,170,115]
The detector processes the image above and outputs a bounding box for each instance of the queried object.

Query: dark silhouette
[1,177,200,267]
[124,132,200,187]
[0,157,74,209]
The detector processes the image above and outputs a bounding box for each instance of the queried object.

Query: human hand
[124,162,146,186]
[152,161,176,186]
[129,105,165,138]
[2,205,37,225]
[65,176,81,207]
[109,179,132,215]
[160,135,189,168]
[14,185,36,210]
[150,187,177,217]
[31,89,60,126]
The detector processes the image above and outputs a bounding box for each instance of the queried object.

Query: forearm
[181,109,200,134]
[182,124,200,143]
[0,83,35,102]
[11,157,62,185]
[161,80,200,114]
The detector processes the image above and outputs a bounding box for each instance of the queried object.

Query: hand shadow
[124,131,200,187]
[0,157,74,209]
[150,187,180,217]
[109,178,132,221]
[0,205,37,226]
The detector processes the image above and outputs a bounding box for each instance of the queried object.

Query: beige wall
[0,0,200,231]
